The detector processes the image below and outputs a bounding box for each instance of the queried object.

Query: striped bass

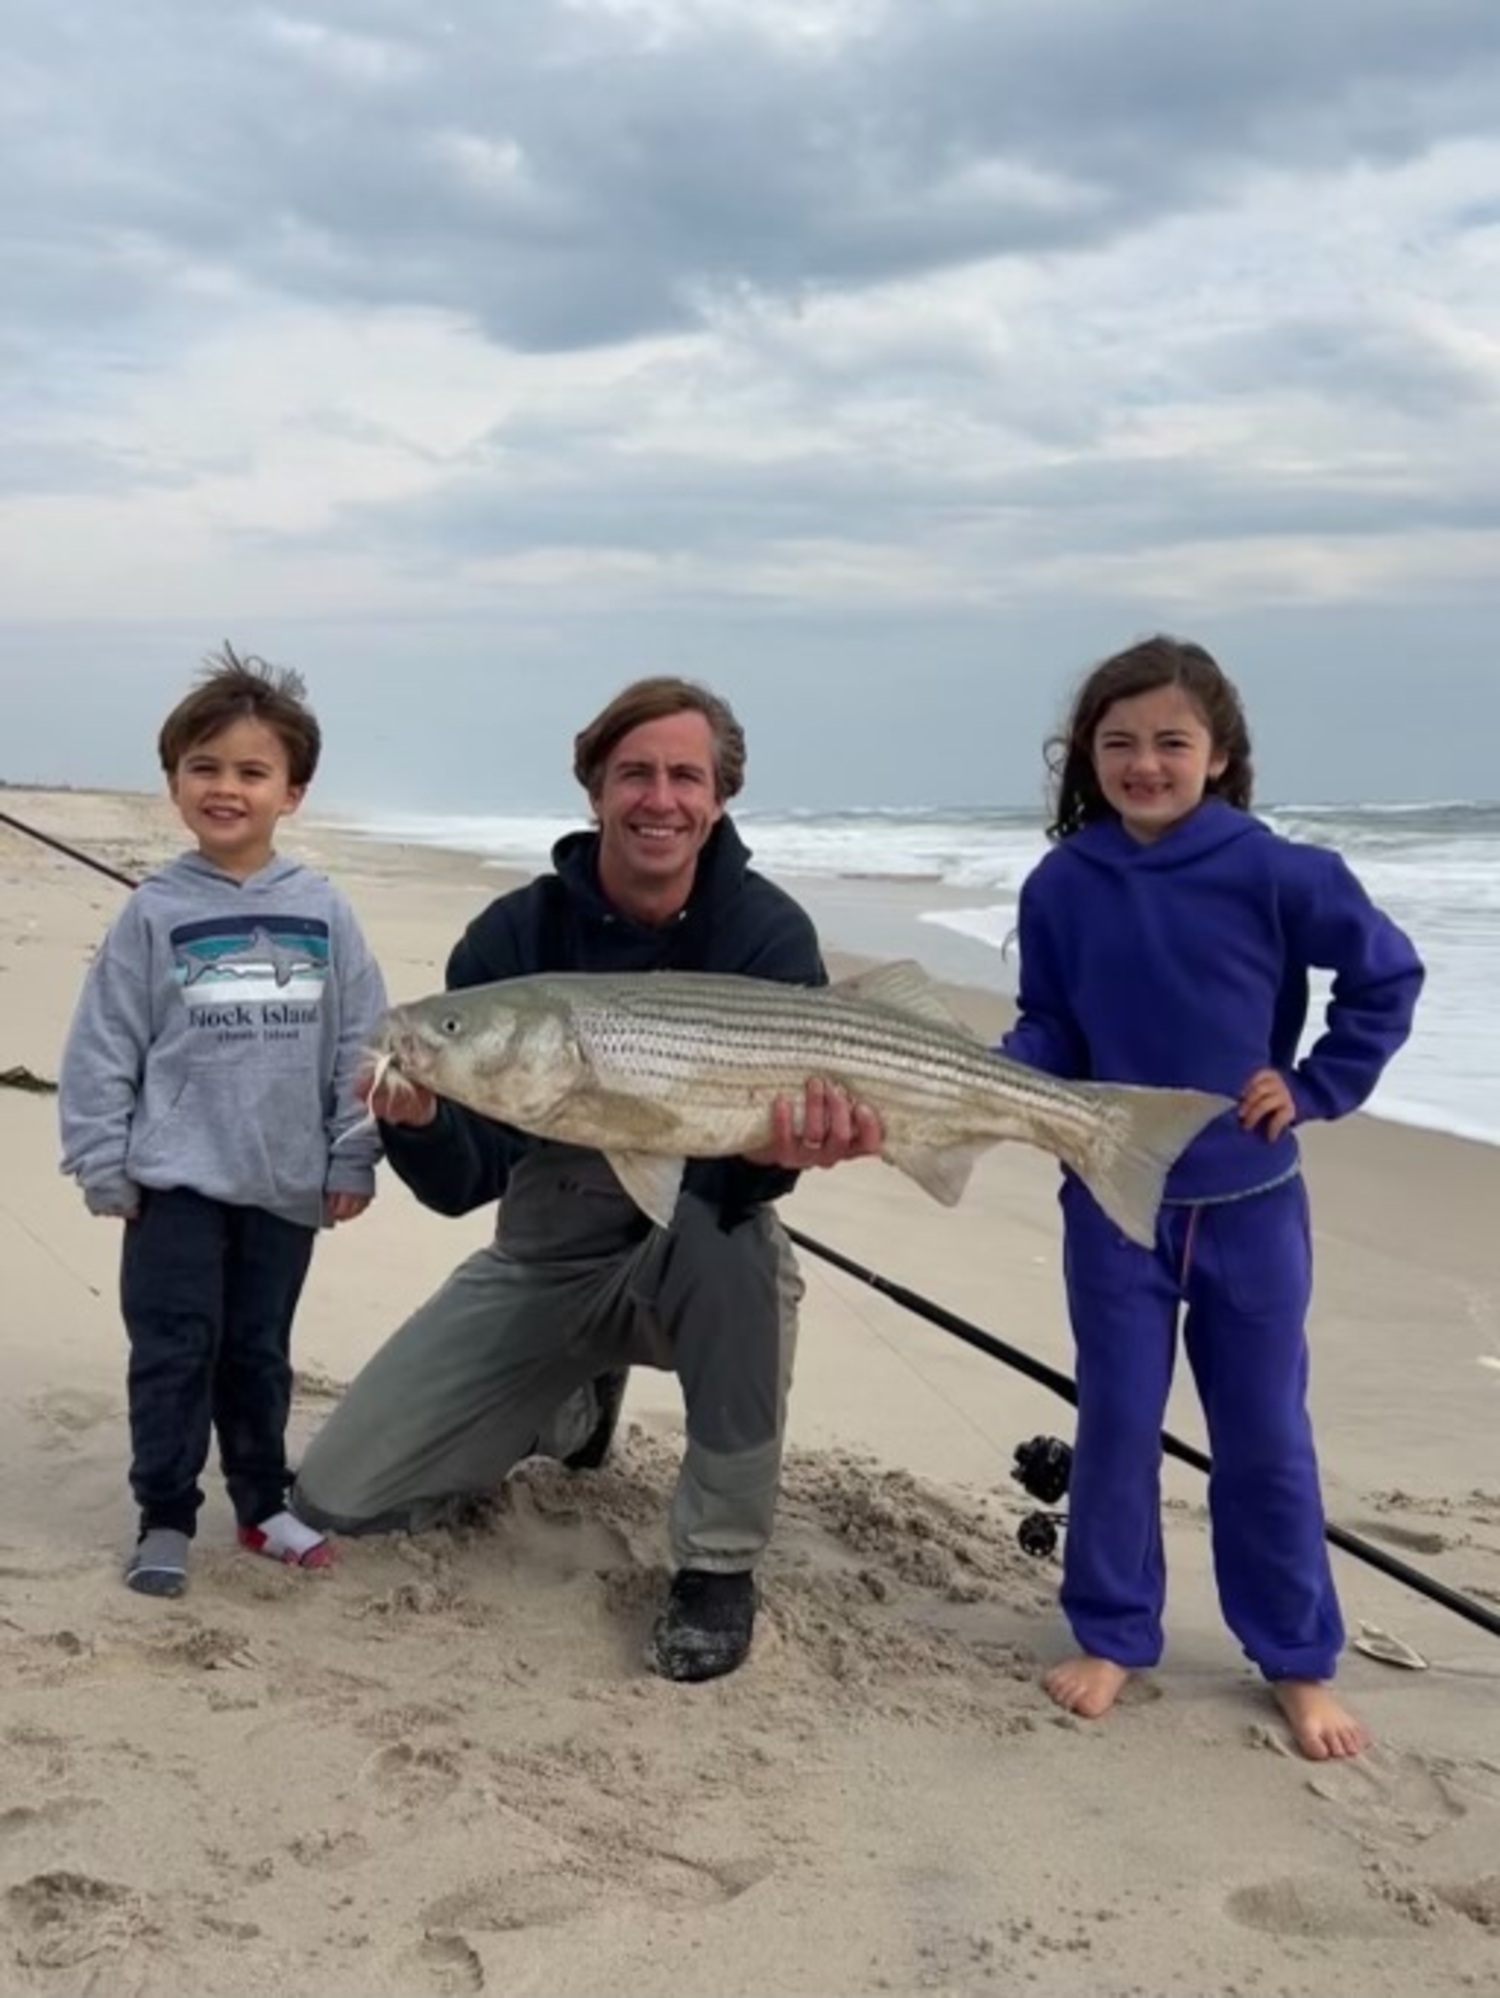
[369,961,1231,1245]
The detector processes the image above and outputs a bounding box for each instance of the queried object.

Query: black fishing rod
[786,1225,1500,1643]
[0,807,142,892]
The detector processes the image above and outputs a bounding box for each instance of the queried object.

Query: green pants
[293,1147,802,1573]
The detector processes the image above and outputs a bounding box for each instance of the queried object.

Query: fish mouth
[372,1012,441,1087]
[365,1039,436,1113]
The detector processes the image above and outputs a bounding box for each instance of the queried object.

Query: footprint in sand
[1306,1748,1500,1848]
[419,1845,772,1937]
[4,1870,152,1973]
[11,1628,99,1686]
[1225,1872,1413,1940]
[25,1387,119,1450]
[138,1621,262,1676]
[404,1929,486,1994]
[16,1619,266,1701]
[286,1828,370,1872]
[0,1798,100,1841]
[1433,1871,1500,1930]
[3,1722,74,1789]
[360,1741,464,1808]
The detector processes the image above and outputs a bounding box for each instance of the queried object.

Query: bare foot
[1271,1680,1370,1760]
[1043,1654,1131,1718]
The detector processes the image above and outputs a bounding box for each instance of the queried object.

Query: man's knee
[290,1471,410,1538]
[289,1413,408,1536]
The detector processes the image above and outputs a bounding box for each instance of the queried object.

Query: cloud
[2,1,1499,807]
[8,2,1500,350]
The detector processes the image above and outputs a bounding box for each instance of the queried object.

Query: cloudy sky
[3,0,1499,814]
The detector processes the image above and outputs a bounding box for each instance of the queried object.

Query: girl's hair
[573,676,746,801]
[1045,634,1253,840]
[158,643,321,787]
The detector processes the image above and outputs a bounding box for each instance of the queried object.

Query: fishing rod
[785,1225,1500,1643]
[8,797,1496,1642]
[0,807,142,892]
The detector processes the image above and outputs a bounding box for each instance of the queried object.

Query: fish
[367,960,1233,1246]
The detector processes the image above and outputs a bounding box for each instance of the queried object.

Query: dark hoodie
[382,817,826,1218]
[1002,799,1425,1203]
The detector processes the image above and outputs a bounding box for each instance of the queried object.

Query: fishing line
[0,1193,104,1299]
[8,799,1496,1643]
[799,1254,1013,1465]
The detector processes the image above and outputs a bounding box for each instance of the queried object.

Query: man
[293,677,879,1681]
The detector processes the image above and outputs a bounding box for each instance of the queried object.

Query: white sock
[249,1509,326,1559]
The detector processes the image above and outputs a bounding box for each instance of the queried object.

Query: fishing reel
[1011,1434,1073,1559]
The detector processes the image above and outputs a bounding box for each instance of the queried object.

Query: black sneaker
[647,1568,757,1683]
[563,1368,631,1472]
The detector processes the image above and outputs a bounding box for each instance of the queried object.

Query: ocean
[345,800,1500,1151]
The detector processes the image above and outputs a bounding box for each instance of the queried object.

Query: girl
[1003,635,1423,1760]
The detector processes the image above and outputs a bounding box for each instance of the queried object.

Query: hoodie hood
[156,850,308,896]
[1065,798,1266,875]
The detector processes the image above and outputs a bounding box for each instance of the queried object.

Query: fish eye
[441,1016,463,1035]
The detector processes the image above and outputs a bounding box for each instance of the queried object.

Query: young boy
[59,647,387,1598]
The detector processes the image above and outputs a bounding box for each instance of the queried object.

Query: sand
[0,786,1496,1998]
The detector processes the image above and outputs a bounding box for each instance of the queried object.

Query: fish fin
[1069,1085,1232,1247]
[883,1137,994,1206]
[604,1150,686,1231]
[832,960,981,1038]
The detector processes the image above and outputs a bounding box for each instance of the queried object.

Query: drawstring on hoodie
[1178,1205,1202,1289]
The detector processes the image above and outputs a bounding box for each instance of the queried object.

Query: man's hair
[572,676,746,801]
[158,643,322,787]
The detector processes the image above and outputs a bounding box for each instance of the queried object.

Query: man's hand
[745,1076,885,1171]
[1238,1067,1298,1142]
[358,1062,438,1128]
[325,1191,373,1225]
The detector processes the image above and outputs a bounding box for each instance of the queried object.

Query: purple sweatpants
[1059,1171,1343,1681]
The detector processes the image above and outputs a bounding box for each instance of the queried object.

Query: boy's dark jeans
[121,1187,316,1538]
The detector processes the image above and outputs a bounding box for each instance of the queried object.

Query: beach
[1,786,1497,1998]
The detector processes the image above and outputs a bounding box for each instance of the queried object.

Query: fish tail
[1068,1085,1231,1248]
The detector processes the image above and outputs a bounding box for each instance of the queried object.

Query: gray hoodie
[59,851,387,1229]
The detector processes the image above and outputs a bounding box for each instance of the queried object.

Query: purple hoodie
[1002,799,1425,1203]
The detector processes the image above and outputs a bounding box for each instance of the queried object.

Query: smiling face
[591,709,725,922]
[1090,683,1228,843]
[167,715,305,877]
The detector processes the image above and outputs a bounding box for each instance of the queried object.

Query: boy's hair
[158,643,322,788]
[573,676,746,802]
[1046,633,1254,840]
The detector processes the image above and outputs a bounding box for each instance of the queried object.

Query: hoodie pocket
[1199,1175,1312,1322]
